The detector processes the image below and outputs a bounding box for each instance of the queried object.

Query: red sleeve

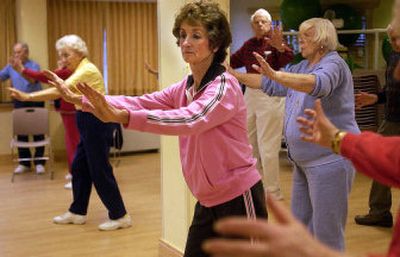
[22,69,50,83]
[54,68,73,80]
[340,132,400,187]
[267,44,294,70]
[22,68,72,83]
[230,44,247,69]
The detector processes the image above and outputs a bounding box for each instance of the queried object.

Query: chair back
[12,108,49,136]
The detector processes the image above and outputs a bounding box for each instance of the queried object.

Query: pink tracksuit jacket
[83,71,261,207]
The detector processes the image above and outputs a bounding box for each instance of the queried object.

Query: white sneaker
[64,181,72,190]
[53,211,87,225]
[65,173,72,180]
[98,214,132,231]
[35,164,45,174]
[14,164,30,174]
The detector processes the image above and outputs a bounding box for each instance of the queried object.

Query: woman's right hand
[7,87,30,101]
[296,99,339,149]
[354,91,378,109]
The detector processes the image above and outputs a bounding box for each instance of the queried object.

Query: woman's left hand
[252,52,277,80]
[76,82,129,124]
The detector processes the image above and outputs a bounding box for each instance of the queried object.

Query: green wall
[373,0,394,27]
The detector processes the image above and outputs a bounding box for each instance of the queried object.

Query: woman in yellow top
[9,34,131,231]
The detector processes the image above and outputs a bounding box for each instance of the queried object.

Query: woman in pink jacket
[48,1,267,257]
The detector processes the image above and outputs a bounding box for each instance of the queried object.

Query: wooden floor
[0,151,398,257]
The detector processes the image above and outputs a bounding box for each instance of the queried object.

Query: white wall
[158,0,229,254]
[158,0,190,252]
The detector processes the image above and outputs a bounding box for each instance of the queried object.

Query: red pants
[60,112,79,173]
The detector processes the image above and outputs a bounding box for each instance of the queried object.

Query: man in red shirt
[229,8,294,200]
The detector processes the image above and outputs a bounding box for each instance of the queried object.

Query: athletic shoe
[64,181,72,190]
[14,164,30,174]
[98,214,132,231]
[53,211,87,225]
[35,164,45,174]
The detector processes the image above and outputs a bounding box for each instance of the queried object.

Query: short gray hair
[299,18,338,51]
[55,34,88,56]
[14,42,29,53]
[251,8,271,22]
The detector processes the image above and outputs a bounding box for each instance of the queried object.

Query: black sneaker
[354,213,393,228]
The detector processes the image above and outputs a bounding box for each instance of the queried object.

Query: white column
[158,0,229,255]
[158,0,191,253]
[15,0,48,68]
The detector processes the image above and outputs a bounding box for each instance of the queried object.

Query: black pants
[69,111,127,220]
[184,180,267,257]
[368,120,400,215]
[14,101,46,166]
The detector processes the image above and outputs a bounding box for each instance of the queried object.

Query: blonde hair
[56,34,88,57]
[299,18,338,51]
[251,8,272,22]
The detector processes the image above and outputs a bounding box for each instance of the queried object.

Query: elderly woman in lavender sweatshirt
[228,17,360,251]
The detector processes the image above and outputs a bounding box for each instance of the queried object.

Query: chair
[10,107,54,182]
[353,74,381,131]
[110,123,123,167]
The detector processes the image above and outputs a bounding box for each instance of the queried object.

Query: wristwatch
[331,130,347,154]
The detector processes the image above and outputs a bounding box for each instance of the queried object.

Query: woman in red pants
[13,59,79,189]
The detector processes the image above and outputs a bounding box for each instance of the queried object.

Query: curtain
[47,0,104,72]
[47,0,158,96]
[0,0,16,102]
[105,2,158,95]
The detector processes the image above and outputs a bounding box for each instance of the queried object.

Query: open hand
[45,71,82,106]
[252,52,276,80]
[76,82,129,124]
[203,195,338,257]
[354,91,378,110]
[7,87,30,101]
[296,99,339,148]
[265,25,285,52]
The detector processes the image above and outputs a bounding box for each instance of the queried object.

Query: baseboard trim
[0,154,11,163]
[159,239,183,257]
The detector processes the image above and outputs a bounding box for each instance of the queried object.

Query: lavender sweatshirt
[261,51,360,167]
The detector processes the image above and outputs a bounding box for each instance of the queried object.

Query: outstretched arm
[223,62,262,89]
[81,76,240,136]
[253,52,315,94]
[8,87,61,102]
